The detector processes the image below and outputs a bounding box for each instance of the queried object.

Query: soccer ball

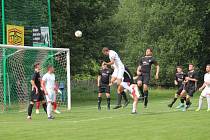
[75,30,82,38]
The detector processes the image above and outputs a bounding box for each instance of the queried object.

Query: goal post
[0,44,71,111]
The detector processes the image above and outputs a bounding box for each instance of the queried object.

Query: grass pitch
[0,89,210,140]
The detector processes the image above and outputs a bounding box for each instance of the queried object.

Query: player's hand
[155,74,159,80]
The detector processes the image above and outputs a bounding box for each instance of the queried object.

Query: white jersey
[204,73,210,89]
[109,50,124,68]
[42,72,55,89]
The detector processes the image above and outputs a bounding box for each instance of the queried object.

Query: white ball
[75,30,82,38]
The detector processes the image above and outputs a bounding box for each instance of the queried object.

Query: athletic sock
[107,97,111,107]
[171,98,177,105]
[180,98,185,104]
[47,103,52,117]
[98,97,102,108]
[117,93,122,106]
[144,91,148,107]
[28,104,34,116]
[198,96,203,110]
[132,102,136,112]
[207,95,210,110]
[36,101,40,109]
[42,103,47,114]
[121,91,128,102]
[53,102,57,110]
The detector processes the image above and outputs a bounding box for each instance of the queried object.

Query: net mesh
[0,46,68,112]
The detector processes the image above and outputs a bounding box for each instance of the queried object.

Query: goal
[0,44,71,112]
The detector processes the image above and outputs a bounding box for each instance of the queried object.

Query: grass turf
[0,89,210,140]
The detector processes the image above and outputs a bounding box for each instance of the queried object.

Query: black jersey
[31,71,41,89]
[99,68,112,85]
[139,56,157,74]
[175,72,187,87]
[186,70,198,88]
[123,67,134,84]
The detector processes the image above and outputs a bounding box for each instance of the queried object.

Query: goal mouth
[0,44,71,112]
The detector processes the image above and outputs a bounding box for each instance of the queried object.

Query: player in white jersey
[41,65,57,120]
[195,64,210,112]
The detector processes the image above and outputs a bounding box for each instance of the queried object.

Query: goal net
[0,44,71,112]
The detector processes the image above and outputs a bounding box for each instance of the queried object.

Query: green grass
[0,89,210,140]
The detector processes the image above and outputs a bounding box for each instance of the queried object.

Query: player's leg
[27,101,34,119]
[184,89,194,111]
[98,92,102,110]
[168,86,183,108]
[137,78,144,101]
[46,90,54,119]
[130,84,140,114]
[36,101,40,114]
[176,90,186,109]
[105,85,111,110]
[206,94,210,111]
[113,85,123,109]
[196,90,206,111]
[143,84,149,108]
[119,82,130,107]
[38,91,47,114]
[53,101,61,114]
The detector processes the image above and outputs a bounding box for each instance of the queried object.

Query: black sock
[180,98,185,104]
[183,97,186,101]
[98,97,102,107]
[186,99,190,106]
[144,91,149,107]
[117,93,122,106]
[28,104,34,116]
[121,91,128,102]
[139,86,144,97]
[42,103,47,114]
[107,97,110,107]
[171,98,177,105]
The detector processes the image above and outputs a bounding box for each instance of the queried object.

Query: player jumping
[196,64,210,112]
[41,65,57,120]
[27,63,47,120]
[97,63,113,110]
[168,66,187,108]
[137,48,159,108]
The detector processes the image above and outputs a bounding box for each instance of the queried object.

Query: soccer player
[27,63,47,120]
[168,66,187,108]
[36,100,60,114]
[137,48,159,108]
[195,64,210,111]
[178,64,198,111]
[41,65,57,120]
[97,63,113,110]
[113,66,132,109]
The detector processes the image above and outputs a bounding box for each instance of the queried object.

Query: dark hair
[34,63,40,69]
[47,65,53,70]
[176,65,183,69]
[146,48,153,52]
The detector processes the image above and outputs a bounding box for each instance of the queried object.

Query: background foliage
[51,0,210,86]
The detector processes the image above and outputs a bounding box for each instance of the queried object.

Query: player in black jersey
[168,66,187,108]
[97,63,113,110]
[113,66,132,109]
[178,64,198,111]
[137,48,159,108]
[27,63,47,119]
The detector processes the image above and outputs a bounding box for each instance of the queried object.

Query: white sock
[47,103,52,117]
[207,95,210,110]
[132,102,136,112]
[198,96,203,110]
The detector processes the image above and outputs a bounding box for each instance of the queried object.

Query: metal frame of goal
[0,44,71,111]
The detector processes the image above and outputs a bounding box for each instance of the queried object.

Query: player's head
[146,48,153,56]
[102,47,109,56]
[47,65,54,73]
[176,66,183,73]
[34,63,40,71]
[102,63,108,69]
[188,64,194,71]
[206,64,210,73]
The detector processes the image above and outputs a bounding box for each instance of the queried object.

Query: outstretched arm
[155,63,160,80]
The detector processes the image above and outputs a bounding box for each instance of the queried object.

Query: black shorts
[98,84,110,94]
[30,90,45,102]
[176,84,185,95]
[137,73,150,85]
[184,85,196,97]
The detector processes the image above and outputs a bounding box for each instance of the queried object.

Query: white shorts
[129,84,140,99]
[112,66,125,79]
[45,88,56,102]
[201,88,210,97]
